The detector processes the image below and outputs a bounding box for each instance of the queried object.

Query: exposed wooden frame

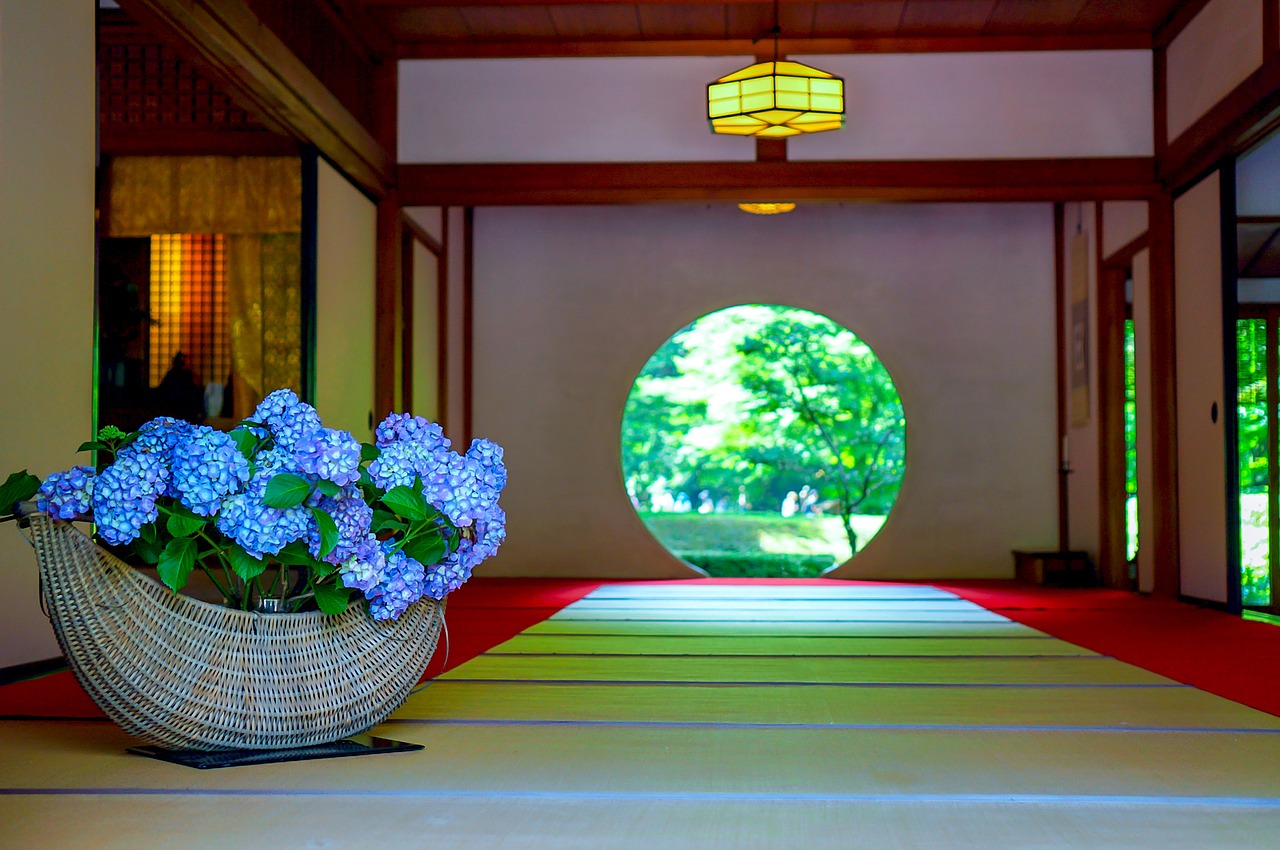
[462,207,475,445]
[1103,232,1152,268]
[1153,0,1214,51]
[118,0,394,198]
[1154,46,1169,168]
[402,214,445,257]
[1147,191,1180,596]
[399,158,1157,206]
[1266,0,1280,61]
[396,33,1149,61]
[1220,162,1243,613]
[375,194,403,421]
[1160,54,1280,193]
[400,226,415,412]
[1054,203,1069,552]
[1097,204,1132,589]
[438,210,451,430]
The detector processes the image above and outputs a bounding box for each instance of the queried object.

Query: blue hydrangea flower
[294,427,362,487]
[466,438,508,492]
[171,426,250,516]
[368,439,453,492]
[116,417,193,498]
[92,452,169,545]
[367,546,427,621]
[308,484,373,564]
[248,389,322,453]
[422,506,505,600]
[422,453,489,528]
[375,413,450,450]
[339,534,387,595]
[215,449,311,558]
[37,466,95,520]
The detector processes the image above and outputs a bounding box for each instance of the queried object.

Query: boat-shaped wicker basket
[28,512,444,751]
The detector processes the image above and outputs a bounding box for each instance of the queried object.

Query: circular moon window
[620,304,906,577]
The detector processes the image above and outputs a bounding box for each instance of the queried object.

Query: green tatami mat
[585,585,958,599]
[394,682,1280,729]
[567,599,987,612]
[5,721,1280,799]
[548,608,1009,622]
[488,634,1090,656]
[523,619,1045,637]
[439,654,1176,685]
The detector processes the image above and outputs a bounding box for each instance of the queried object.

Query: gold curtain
[106,157,302,419]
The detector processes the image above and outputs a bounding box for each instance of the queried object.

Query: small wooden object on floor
[1012,550,1096,586]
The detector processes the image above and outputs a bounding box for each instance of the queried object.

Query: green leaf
[228,428,258,461]
[403,531,447,566]
[0,471,40,515]
[371,509,407,534]
[314,479,341,498]
[227,544,266,582]
[313,582,353,616]
[263,473,310,509]
[310,507,339,559]
[131,536,163,565]
[157,538,197,591]
[381,485,428,521]
[77,441,108,454]
[273,540,321,568]
[360,443,381,463]
[165,511,205,539]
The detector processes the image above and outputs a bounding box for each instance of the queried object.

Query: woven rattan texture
[30,514,443,751]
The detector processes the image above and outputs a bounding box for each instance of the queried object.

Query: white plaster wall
[1238,131,1280,216]
[399,57,756,163]
[1166,0,1264,141]
[790,51,1152,160]
[1063,203,1102,564]
[1102,201,1149,258]
[1175,173,1229,603]
[315,159,376,441]
[473,204,1057,579]
[398,51,1152,164]
[1132,249,1156,593]
[411,239,440,422]
[0,0,96,667]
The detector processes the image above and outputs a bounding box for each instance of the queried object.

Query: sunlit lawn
[638,511,886,573]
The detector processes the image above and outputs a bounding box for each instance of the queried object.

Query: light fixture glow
[708,61,844,138]
[738,202,796,215]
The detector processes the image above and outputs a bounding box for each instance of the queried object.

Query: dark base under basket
[127,734,423,769]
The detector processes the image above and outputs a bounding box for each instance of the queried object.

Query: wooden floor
[3,583,1280,848]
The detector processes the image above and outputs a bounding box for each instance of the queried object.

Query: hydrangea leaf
[227,544,266,581]
[131,535,163,565]
[0,470,40,515]
[310,507,339,559]
[228,428,258,461]
[157,538,197,592]
[360,443,380,463]
[314,479,341,498]
[313,582,353,616]
[263,473,310,509]
[274,540,323,568]
[372,509,407,534]
[381,485,428,521]
[166,511,205,539]
[77,441,109,454]
[403,531,447,566]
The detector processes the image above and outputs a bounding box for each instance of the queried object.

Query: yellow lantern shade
[738,202,797,215]
[708,61,844,137]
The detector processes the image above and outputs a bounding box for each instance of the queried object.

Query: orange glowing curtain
[105,157,302,419]
[148,234,229,392]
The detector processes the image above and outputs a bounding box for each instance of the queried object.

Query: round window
[621,304,906,577]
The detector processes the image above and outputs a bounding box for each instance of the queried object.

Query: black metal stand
[127,734,423,769]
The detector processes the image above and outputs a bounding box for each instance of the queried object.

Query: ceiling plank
[121,0,394,197]
[898,0,999,36]
[395,32,1148,58]
[399,157,1157,205]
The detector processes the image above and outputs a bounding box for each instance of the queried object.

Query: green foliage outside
[622,305,905,576]
[1238,318,1272,606]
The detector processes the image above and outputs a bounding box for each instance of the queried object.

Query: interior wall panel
[1102,201,1149,257]
[473,204,1057,579]
[411,239,441,422]
[1166,0,1264,141]
[0,0,96,667]
[1174,173,1229,603]
[315,159,377,441]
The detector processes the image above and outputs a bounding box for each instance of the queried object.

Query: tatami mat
[3,580,1278,848]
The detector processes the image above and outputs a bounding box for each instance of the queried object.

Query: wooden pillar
[372,58,400,421]
[1148,191,1180,595]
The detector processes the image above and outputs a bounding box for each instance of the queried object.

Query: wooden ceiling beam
[399,158,1157,206]
[119,0,394,198]
[395,32,1148,59]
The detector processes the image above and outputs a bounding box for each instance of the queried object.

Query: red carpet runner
[3,577,1278,719]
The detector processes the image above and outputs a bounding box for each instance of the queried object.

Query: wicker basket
[28,512,444,751]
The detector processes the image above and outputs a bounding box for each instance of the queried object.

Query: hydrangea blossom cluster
[36,388,506,621]
[37,466,95,520]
